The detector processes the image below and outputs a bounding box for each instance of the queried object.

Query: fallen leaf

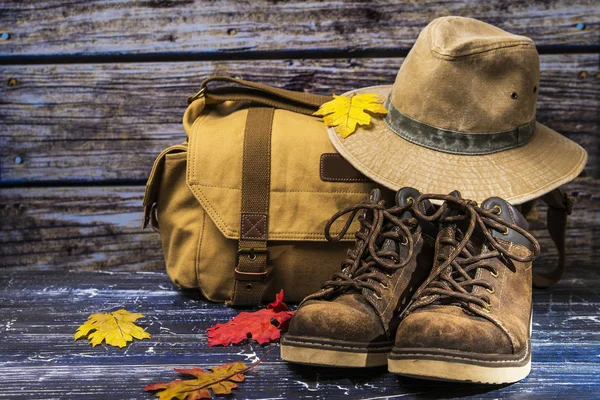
[143,349,272,400]
[74,309,150,348]
[206,290,295,346]
[313,93,388,138]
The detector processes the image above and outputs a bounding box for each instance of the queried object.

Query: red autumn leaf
[207,290,295,346]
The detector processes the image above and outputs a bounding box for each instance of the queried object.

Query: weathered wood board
[1,178,598,272]
[1,54,598,184]
[0,0,598,398]
[0,0,598,60]
[1,268,599,399]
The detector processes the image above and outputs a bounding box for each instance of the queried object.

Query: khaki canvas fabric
[327,16,587,205]
[144,88,378,303]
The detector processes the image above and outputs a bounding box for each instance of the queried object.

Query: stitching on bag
[165,153,187,162]
[190,184,230,234]
[191,182,370,194]
[241,109,249,225]
[144,144,187,204]
[191,183,355,238]
[265,109,272,213]
[195,212,206,288]
[241,214,267,239]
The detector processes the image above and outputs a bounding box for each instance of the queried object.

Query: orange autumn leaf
[206,290,294,346]
[314,93,388,138]
[143,350,271,400]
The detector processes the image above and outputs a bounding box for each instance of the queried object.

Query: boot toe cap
[394,309,513,355]
[288,296,386,343]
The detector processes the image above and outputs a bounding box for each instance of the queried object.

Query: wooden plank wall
[0,1,599,272]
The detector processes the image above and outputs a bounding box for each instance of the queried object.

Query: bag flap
[187,101,377,241]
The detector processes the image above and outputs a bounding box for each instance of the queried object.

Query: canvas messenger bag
[142,77,379,306]
[142,76,573,306]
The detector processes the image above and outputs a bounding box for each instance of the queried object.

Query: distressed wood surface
[0,1,598,397]
[1,54,598,184]
[1,268,599,399]
[1,178,598,272]
[0,0,598,60]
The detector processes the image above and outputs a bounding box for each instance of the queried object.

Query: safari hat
[327,16,587,205]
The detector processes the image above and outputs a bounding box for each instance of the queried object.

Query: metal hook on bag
[187,86,207,104]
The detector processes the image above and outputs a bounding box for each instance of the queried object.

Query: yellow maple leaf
[74,309,151,348]
[313,93,388,138]
[144,362,247,400]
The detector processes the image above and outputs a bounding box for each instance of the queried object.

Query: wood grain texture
[1,54,598,184]
[1,268,599,399]
[0,0,598,59]
[1,178,598,272]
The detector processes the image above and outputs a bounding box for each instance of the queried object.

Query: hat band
[384,97,536,156]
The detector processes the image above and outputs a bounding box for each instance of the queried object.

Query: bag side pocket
[143,144,204,289]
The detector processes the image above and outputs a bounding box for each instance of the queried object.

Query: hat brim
[327,85,587,204]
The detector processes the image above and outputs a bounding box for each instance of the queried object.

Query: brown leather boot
[281,187,437,367]
[388,192,540,384]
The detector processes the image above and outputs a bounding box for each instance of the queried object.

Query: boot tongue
[436,190,466,270]
[481,197,533,250]
[374,187,423,257]
[440,190,463,220]
[437,191,485,289]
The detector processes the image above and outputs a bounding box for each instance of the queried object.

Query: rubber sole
[280,337,391,368]
[387,355,531,384]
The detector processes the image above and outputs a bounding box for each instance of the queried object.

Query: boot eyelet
[492,205,502,215]
[373,292,382,300]
[501,227,509,235]
[406,197,414,205]
[401,236,409,246]
[491,270,499,277]
[385,272,393,278]
[486,287,495,294]
[380,283,389,290]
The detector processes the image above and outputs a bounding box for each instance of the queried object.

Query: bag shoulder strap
[531,187,573,288]
[188,76,331,114]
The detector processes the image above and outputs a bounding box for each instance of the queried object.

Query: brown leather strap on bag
[188,77,331,306]
[522,187,572,289]
[533,187,573,288]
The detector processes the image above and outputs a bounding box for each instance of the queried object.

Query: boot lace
[321,198,417,298]
[407,194,540,313]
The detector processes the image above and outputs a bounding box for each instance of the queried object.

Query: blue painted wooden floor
[1,267,599,399]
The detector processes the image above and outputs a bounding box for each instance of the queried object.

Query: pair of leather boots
[281,187,540,384]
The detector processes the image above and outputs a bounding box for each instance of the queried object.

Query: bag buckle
[235,247,268,281]
[237,247,268,261]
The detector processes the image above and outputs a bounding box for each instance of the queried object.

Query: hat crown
[391,16,540,134]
